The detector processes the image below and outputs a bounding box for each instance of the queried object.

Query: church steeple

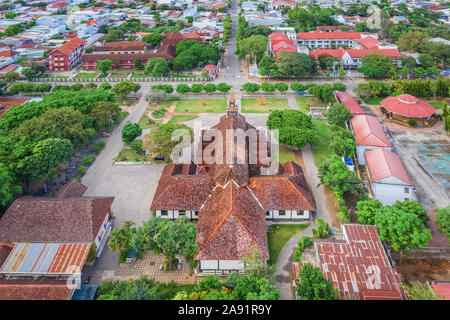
[227,89,239,116]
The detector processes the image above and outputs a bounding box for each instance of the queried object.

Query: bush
[77,166,87,175]
[312,218,332,239]
[275,82,288,92]
[407,119,418,126]
[93,141,106,152]
[119,249,130,263]
[217,83,232,92]
[86,243,97,263]
[131,140,143,153]
[176,84,190,94]
[82,155,94,165]
[261,82,275,92]
[294,236,312,262]
[291,82,306,92]
[333,83,346,92]
[190,84,203,93]
[100,82,112,90]
[122,121,142,143]
[242,82,260,93]
[204,83,216,93]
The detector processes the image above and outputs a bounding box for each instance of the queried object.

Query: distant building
[268,32,297,57]
[48,37,86,71]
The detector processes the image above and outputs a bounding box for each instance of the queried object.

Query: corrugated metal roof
[0,243,91,275]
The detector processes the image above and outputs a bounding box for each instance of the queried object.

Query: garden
[240,98,289,113]
[173,99,227,113]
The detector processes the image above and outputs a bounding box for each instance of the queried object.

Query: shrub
[131,140,143,153]
[82,155,94,165]
[204,83,217,93]
[312,218,332,239]
[333,83,346,92]
[242,82,260,93]
[291,82,306,92]
[294,236,312,262]
[217,82,232,92]
[190,84,203,93]
[100,82,112,90]
[261,82,275,92]
[77,166,87,175]
[86,243,97,263]
[407,119,417,126]
[93,141,106,152]
[176,84,190,94]
[275,82,288,92]
[122,121,142,143]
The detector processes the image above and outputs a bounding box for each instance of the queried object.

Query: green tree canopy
[326,103,352,127]
[142,33,165,46]
[274,52,315,77]
[358,52,397,78]
[238,35,269,62]
[97,59,112,75]
[122,121,142,144]
[296,262,337,300]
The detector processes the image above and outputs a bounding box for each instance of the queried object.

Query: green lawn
[311,119,333,167]
[278,147,296,164]
[154,98,178,109]
[109,73,130,79]
[241,98,289,113]
[43,75,69,79]
[138,115,162,129]
[267,224,310,265]
[174,99,227,113]
[169,115,199,123]
[116,147,152,162]
[429,101,446,109]
[131,73,148,79]
[361,96,384,105]
[295,97,326,113]
[74,73,98,79]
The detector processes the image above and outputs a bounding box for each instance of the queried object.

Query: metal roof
[0,243,91,275]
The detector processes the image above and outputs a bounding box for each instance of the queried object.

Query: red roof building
[268,32,297,57]
[350,115,392,165]
[380,94,436,124]
[365,148,413,205]
[335,91,365,115]
[0,96,29,117]
[48,37,86,71]
[432,282,450,300]
[314,224,407,300]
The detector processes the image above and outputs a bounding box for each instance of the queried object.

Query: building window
[161,210,168,216]
[404,187,409,194]
[194,211,199,216]
[296,210,304,216]
[279,210,286,216]
[179,210,186,215]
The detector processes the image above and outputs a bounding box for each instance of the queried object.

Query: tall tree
[326,103,352,127]
[296,263,337,300]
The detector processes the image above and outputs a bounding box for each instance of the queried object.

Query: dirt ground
[395,257,450,283]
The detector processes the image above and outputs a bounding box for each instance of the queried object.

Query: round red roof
[381,95,435,118]
[204,64,217,71]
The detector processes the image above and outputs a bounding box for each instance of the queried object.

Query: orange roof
[357,36,382,49]
[297,32,363,40]
[381,94,435,118]
[51,37,86,56]
[365,148,411,185]
[351,115,391,148]
[0,279,73,300]
[335,92,365,114]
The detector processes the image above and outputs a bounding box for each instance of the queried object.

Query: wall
[373,182,413,205]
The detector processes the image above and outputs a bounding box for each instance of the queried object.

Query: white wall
[218,260,244,270]
[373,183,413,205]
[266,210,310,220]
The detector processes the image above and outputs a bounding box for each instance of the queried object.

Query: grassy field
[109,73,130,79]
[429,101,446,109]
[74,73,98,79]
[278,146,296,164]
[267,224,310,265]
[169,115,199,123]
[361,96,384,105]
[295,96,326,113]
[43,75,69,79]
[311,119,333,167]
[174,99,227,113]
[241,98,289,113]
[131,73,148,79]
[138,116,161,129]
[116,148,152,162]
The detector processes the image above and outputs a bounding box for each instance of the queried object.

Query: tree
[2,70,19,82]
[108,220,136,253]
[97,59,112,75]
[18,138,74,183]
[261,82,275,92]
[398,31,428,52]
[332,83,346,92]
[242,83,260,93]
[234,274,279,300]
[274,52,315,77]
[133,59,144,70]
[142,33,165,47]
[237,35,269,62]
[145,58,170,77]
[290,82,306,92]
[403,281,444,300]
[355,199,383,225]
[176,84,190,94]
[21,67,37,81]
[5,12,17,19]
[0,162,21,210]
[274,82,288,93]
[328,127,356,157]
[100,82,112,90]
[130,216,198,269]
[393,200,429,228]
[374,206,431,252]
[217,83,231,93]
[435,206,450,243]
[318,154,359,197]
[312,218,332,239]
[266,110,315,149]
[326,103,352,127]
[241,248,276,280]
[358,52,397,78]
[112,81,140,100]
[317,53,337,70]
[122,121,142,144]
[258,56,275,76]
[89,101,122,131]
[294,236,312,262]
[146,122,193,160]
[296,263,337,300]
[190,84,203,93]
[242,26,273,38]
[203,83,216,93]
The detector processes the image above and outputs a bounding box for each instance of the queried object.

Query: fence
[32,76,212,83]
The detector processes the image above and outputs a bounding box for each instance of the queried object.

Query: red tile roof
[309,47,401,59]
[381,94,435,118]
[432,282,450,300]
[51,37,86,56]
[297,32,363,40]
[94,41,146,52]
[351,115,391,148]
[0,279,73,300]
[195,180,269,260]
[315,224,407,300]
[365,148,411,185]
[357,36,382,49]
[335,92,365,114]
[55,180,87,198]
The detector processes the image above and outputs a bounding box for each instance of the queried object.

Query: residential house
[350,115,392,165]
[48,37,86,71]
[267,32,297,57]
[0,181,114,300]
[151,91,315,273]
[365,148,414,205]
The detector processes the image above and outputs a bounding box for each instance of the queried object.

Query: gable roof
[335,91,365,114]
[51,37,86,56]
[351,115,391,148]
[55,180,87,198]
[315,224,406,300]
[195,180,269,260]
[297,32,363,40]
[0,279,73,300]
[357,36,382,49]
[94,41,146,52]
[0,196,113,243]
[365,148,411,185]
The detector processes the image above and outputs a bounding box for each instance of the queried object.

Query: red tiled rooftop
[381,94,435,118]
[335,91,365,115]
[351,115,391,148]
[357,36,382,49]
[297,32,363,40]
[51,37,86,56]
[0,279,73,300]
[365,148,411,185]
